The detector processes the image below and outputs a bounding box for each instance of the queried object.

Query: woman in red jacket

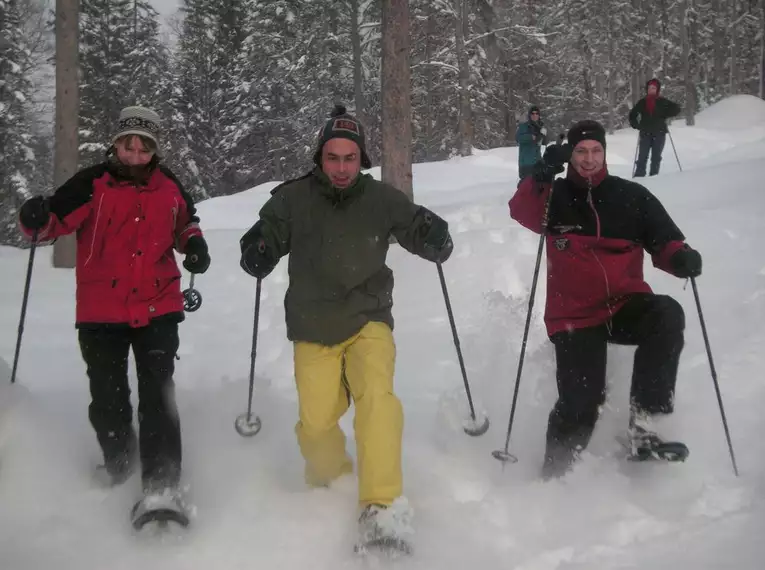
[18,107,210,501]
[509,120,702,478]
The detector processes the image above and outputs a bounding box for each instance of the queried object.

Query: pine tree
[78,0,134,167]
[172,0,249,199]
[0,0,37,246]
[125,0,172,110]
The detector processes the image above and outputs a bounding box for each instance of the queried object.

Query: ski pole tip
[491,450,518,464]
[234,412,262,437]
[463,414,490,437]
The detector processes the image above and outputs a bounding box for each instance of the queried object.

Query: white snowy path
[1,95,764,569]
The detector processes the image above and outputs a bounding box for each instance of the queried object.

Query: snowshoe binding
[131,489,190,532]
[621,425,689,462]
[93,442,138,487]
[354,503,412,557]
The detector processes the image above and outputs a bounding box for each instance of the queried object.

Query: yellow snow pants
[293,321,403,507]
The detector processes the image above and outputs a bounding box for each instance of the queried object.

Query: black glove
[19,196,51,230]
[182,236,211,274]
[670,246,702,278]
[240,222,278,279]
[420,209,453,263]
[533,143,572,184]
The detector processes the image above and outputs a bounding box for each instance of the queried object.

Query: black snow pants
[544,294,685,471]
[634,131,667,177]
[78,318,181,492]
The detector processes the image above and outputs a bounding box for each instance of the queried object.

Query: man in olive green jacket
[239,105,453,533]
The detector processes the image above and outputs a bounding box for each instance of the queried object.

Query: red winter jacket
[509,168,688,336]
[19,161,203,328]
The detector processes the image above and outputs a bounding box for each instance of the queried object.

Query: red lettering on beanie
[333,119,360,135]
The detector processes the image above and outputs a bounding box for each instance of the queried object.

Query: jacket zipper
[586,180,614,334]
[84,194,105,267]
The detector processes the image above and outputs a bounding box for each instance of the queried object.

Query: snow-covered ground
[2,94,765,569]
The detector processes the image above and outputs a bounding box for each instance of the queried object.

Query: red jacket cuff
[18,214,54,242]
[177,223,203,253]
[652,240,686,274]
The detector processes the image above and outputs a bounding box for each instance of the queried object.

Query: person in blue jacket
[516,105,548,181]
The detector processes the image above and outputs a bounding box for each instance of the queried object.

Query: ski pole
[690,277,738,476]
[182,274,203,312]
[234,278,263,437]
[493,182,556,464]
[667,127,682,172]
[10,231,38,384]
[436,260,490,437]
[493,138,569,464]
[631,136,639,178]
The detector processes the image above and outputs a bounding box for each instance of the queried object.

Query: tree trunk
[680,0,695,126]
[53,0,79,269]
[350,0,366,125]
[503,59,515,146]
[761,0,765,98]
[645,0,656,81]
[455,0,472,156]
[729,0,738,95]
[579,32,594,112]
[425,4,434,159]
[271,85,284,180]
[658,0,670,78]
[607,17,616,132]
[712,0,725,97]
[381,0,413,199]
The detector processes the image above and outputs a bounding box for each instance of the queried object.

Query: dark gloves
[530,121,548,141]
[533,143,572,184]
[240,221,278,279]
[182,236,211,274]
[670,245,702,278]
[19,196,51,230]
[420,209,453,263]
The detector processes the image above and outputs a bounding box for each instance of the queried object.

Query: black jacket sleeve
[628,100,643,129]
[48,163,107,220]
[639,188,685,256]
[159,165,200,224]
[660,97,682,119]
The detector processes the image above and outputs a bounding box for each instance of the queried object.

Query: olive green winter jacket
[242,168,450,346]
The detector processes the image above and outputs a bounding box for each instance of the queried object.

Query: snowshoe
[130,489,190,531]
[540,442,580,480]
[94,462,136,487]
[619,425,689,462]
[354,503,412,557]
[93,448,138,488]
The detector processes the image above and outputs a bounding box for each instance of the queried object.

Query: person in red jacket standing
[17,107,210,504]
[628,78,681,177]
[508,120,702,479]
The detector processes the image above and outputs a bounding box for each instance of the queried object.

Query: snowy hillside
[2,95,765,569]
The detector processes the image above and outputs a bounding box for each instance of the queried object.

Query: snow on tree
[0,0,38,246]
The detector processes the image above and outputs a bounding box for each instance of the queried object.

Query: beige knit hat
[112,106,161,146]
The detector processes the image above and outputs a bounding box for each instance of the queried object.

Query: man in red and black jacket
[17,106,210,499]
[509,120,702,478]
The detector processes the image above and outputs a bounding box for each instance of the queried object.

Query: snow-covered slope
[1,96,764,569]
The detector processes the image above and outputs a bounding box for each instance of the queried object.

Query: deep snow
[1,95,764,569]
